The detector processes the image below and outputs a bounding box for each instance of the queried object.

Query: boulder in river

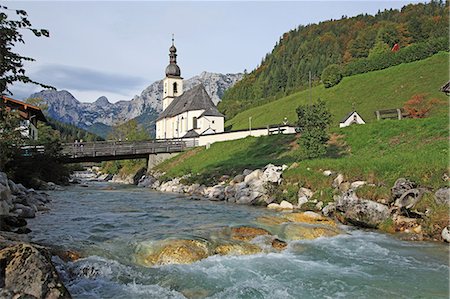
[280,223,341,241]
[255,215,288,227]
[136,239,210,266]
[284,211,336,227]
[214,242,262,256]
[230,226,271,242]
[271,238,288,250]
[0,243,71,298]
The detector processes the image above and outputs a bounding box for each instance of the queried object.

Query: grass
[157,115,448,192]
[225,52,449,130]
[284,116,449,191]
[156,134,298,183]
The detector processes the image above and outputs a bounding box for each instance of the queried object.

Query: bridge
[22,139,191,163]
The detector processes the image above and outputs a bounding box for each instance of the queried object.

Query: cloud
[31,64,148,95]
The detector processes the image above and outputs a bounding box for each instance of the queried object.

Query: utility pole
[249,116,252,135]
[309,71,312,106]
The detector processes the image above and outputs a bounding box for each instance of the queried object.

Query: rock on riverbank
[140,164,287,206]
[139,165,449,242]
[0,172,54,233]
[0,172,72,298]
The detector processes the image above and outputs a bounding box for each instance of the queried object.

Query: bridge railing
[61,139,187,158]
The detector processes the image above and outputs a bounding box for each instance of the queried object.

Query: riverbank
[138,162,450,243]
[146,116,449,243]
[0,171,72,298]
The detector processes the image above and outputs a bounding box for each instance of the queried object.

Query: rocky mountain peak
[94,96,110,107]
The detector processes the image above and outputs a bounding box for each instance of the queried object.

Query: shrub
[403,94,442,118]
[321,64,343,88]
[296,99,332,159]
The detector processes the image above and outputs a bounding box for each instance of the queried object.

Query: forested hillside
[225,52,449,130]
[219,1,449,118]
[46,117,104,142]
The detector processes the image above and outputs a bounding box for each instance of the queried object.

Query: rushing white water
[28,183,449,299]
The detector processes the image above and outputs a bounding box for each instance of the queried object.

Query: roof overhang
[1,96,47,122]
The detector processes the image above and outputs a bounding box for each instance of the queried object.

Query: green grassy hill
[158,116,448,190]
[225,52,449,130]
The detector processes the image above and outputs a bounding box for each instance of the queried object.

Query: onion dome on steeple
[165,35,181,77]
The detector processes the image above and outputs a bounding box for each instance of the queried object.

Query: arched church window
[173,82,178,94]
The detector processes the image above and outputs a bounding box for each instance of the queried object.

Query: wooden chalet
[0,96,47,140]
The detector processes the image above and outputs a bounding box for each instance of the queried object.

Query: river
[28,183,449,299]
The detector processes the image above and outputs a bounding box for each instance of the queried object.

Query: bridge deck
[21,140,189,163]
[60,140,188,163]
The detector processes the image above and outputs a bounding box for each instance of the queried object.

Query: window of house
[193,117,198,129]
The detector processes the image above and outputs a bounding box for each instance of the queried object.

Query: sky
[7,0,420,103]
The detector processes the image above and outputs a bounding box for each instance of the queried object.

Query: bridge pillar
[147,153,178,171]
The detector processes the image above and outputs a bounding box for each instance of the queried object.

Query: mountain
[219,1,449,118]
[30,72,242,137]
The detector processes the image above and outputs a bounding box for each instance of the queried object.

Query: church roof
[199,107,225,118]
[182,129,200,138]
[157,84,223,121]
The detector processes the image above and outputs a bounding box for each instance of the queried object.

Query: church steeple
[165,34,181,77]
[162,34,183,111]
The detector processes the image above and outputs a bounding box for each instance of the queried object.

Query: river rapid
[28,183,449,299]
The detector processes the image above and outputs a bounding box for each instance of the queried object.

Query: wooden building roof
[0,96,47,122]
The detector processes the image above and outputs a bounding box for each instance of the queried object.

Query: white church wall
[198,116,224,134]
[196,126,296,146]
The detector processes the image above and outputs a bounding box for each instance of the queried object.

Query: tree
[0,109,24,170]
[296,99,332,159]
[108,119,148,141]
[321,64,343,88]
[0,5,54,95]
[403,94,441,118]
[368,41,391,58]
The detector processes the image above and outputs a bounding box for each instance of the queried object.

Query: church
[155,39,224,139]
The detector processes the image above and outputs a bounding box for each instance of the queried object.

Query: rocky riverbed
[27,184,449,298]
[0,172,71,298]
[138,164,450,243]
